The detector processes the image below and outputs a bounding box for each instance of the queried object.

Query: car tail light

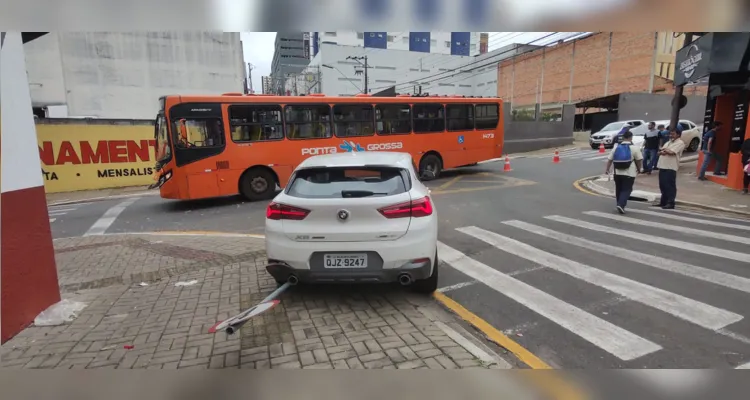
[378,197,433,219]
[266,202,310,220]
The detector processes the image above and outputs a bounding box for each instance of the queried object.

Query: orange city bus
[151,93,504,201]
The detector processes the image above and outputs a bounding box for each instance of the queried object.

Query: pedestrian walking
[741,138,750,194]
[642,121,660,174]
[698,121,726,180]
[605,130,643,214]
[655,128,686,209]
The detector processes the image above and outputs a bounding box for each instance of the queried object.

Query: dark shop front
[675,33,750,190]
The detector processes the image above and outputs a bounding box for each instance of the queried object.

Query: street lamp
[322,64,362,94]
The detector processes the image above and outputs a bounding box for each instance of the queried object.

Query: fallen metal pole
[224,281,293,335]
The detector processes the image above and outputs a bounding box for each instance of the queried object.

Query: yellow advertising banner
[36,123,157,193]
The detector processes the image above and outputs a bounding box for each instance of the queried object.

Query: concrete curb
[47,191,158,206]
[580,176,750,217]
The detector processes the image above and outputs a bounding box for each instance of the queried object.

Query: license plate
[323,254,368,268]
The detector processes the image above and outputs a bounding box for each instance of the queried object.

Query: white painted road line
[736,361,750,369]
[48,207,77,213]
[625,208,750,231]
[584,211,750,246]
[49,218,56,223]
[583,154,610,161]
[437,241,661,361]
[83,198,140,236]
[458,226,742,331]
[546,215,750,263]
[663,208,750,223]
[504,220,750,295]
[437,281,478,293]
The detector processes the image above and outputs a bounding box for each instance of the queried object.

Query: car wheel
[419,154,442,181]
[688,138,700,152]
[412,252,439,294]
[239,168,276,201]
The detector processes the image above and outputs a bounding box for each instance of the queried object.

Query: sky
[240,32,587,93]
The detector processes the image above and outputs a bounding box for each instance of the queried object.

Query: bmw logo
[337,210,349,221]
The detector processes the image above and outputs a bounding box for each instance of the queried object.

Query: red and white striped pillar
[1,32,61,343]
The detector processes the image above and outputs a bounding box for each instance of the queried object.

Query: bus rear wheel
[419,154,442,181]
[239,168,276,201]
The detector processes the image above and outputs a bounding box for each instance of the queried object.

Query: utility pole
[347,55,370,94]
[670,32,695,130]
[247,63,254,94]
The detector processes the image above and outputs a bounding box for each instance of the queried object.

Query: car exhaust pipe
[225,325,237,335]
[398,273,413,286]
[287,275,299,286]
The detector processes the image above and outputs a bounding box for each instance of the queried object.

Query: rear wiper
[341,190,388,198]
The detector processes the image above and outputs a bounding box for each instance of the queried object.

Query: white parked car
[630,119,702,152]
[589,120,646,149]
[265,151,439,293]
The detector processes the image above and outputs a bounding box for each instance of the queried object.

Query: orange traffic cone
[553,150,560,163]
[598,143,605,153]
[503,155,512,172]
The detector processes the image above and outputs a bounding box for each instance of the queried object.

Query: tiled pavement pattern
[1,234,506,370]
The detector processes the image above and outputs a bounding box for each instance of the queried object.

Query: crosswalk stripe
[48,211,70,216]
[627,209,750,230]
[546,215,750,263]
[663,208,750,223]
[503,220,750,294]
[437,241,662,361]
[48,207,77,212]
[583,154,610,161]
[49,218,56,223]
[584,211,750,246]
[736,361,750,369]
[458,226,742,331]
[565,151,602,159]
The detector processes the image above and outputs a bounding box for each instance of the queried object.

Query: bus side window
[413,104,445,133]
[475,104,499,130]
[376,104,411,135]
[333,104,375,137]
[446,104,474,131]
[173,118,224,148]
[285,104,332,140]
[229,105,284,142]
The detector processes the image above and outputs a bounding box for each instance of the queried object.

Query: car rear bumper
[265,218,438,284]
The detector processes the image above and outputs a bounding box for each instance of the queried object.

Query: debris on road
[33,299,87,326]
[174,280,198,287]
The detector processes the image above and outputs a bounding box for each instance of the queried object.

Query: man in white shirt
[605,130,644,214]
[655,128,686,209]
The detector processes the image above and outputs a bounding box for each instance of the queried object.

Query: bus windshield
[154,114,171,166]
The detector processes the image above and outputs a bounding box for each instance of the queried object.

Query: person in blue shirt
[698,121,725,180]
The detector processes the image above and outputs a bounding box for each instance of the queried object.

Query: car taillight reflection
[378,197,433,219]
[266,202,310,220]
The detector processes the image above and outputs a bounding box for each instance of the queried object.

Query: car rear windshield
[287,167,409,199]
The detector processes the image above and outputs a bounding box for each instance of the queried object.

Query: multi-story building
[286,41,540,98]
[270,32,311,94]
[261,76,273,94]
[311,32,484,57]
[23,32,246,119]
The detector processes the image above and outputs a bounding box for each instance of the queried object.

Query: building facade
[311,32,484,57]
[261,76,273,94]
[24,32,246,119]
[270,32,311,94]
[496,32,707,110]
[287,42,539,98]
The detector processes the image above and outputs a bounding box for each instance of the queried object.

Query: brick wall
[496,32,707,106]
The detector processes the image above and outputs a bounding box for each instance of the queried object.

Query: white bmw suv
[264,151,439,293]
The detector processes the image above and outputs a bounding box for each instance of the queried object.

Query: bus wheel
[239,168,276,201]
[419,154,442,181]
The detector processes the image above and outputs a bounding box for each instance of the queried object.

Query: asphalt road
[49,147,750,370]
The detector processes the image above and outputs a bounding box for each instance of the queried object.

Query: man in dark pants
[655,128,686,209]
[605,130,643,214]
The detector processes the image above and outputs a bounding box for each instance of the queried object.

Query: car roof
[296,151,414,170]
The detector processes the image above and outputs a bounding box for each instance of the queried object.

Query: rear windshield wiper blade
[341,190,388,198]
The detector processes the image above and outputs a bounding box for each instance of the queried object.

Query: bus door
[169,103,227,199]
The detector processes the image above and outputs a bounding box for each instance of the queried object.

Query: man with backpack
[605,130,644,214]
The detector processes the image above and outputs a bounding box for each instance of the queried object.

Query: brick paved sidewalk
[585,160,750,215]
[1,234,510,370]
